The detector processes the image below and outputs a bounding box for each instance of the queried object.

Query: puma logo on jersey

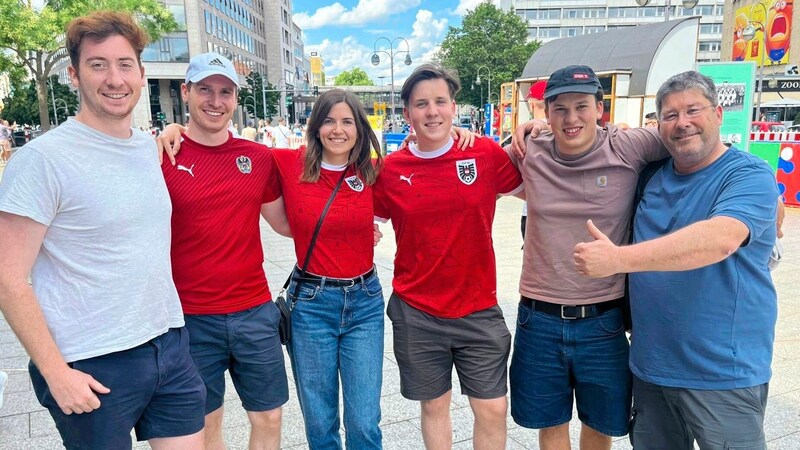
[400,174,414,185]
[177,164,195,177]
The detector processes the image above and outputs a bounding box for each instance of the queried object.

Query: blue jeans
[509,302,631,436]
[287,269,385,450]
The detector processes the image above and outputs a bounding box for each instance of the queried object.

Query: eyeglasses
[659,105,715,123]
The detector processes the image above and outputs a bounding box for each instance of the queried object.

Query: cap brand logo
[573,74,589,79]
[209,58,225,67]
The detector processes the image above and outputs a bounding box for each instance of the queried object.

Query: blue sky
[292,0,499,84]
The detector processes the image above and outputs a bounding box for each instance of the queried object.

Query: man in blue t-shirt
[573,70,778,449]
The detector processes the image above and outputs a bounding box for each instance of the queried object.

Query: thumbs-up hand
[574,219,620,278]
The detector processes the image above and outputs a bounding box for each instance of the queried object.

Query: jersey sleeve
[490,141,523,195]
[0,147,59,226]
[372,166,390,222]
[710,157,778,246]
[260,149,281,204]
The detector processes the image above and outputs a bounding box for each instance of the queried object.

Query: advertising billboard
[698,62,756,153]
[732,0,793,66]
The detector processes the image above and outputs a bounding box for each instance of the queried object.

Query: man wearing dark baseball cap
[543,65,603,99]
[505,64,669,449]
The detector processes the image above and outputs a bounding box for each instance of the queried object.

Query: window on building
[700,24,722,34]
[142,36,190,62]
[564,9,580,19]
[585,26,605,34]
[168,5,187,31]
[698,41,721,52]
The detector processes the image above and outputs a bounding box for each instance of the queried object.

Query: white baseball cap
[185,52,239,88]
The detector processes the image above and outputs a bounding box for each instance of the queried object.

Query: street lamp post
[634,0,698,21]
[261,73,268,121]
[48,79,59,127]
[742,1,776,122]
[371,37,412,133]
[475,66,493,136]
[243,95,256,122]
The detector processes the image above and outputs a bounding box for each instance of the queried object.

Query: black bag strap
[281,169,349,292]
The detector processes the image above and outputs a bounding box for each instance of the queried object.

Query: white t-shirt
[0,118,184,362]
[273,124,291,148]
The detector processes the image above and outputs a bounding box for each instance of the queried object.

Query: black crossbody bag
[275,170,348,345]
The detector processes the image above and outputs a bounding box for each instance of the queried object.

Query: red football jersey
[272,148,374,278]
[162,133,280,314]
[373,137,522,318]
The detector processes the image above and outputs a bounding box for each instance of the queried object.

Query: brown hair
[303,89,382,185]
[400,63,460,107]
[66,11,149,71]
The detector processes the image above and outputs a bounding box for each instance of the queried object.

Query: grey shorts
[631,376,768,450]
[386,293,511,401]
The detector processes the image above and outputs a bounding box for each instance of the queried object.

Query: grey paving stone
[2,370,31,395]
[0,414,30,442]
[379,392,423,425]
[0,434,65,450]
[1,390,45,416]
[381,419,425,450]
[0,356,31,371]
[769,431,800,449]
[29,409,57,437]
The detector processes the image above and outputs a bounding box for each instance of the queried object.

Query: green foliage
[436,2,539,107]
[334,68,374,86]
[0,0,177,129]
[1,76,78,126]
[794,111,800,125]
[238,72,280,121]
[46,76,79,125]
[2,80,39,125]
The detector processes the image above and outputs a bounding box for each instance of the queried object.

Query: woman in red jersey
[271,89,385,449]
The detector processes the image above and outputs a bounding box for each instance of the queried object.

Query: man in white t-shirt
[0,12,205,449]
[272,117,291,148]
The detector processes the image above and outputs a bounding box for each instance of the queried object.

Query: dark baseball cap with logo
[544,65,602,100]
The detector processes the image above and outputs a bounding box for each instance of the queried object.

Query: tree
[436,2,539,108]
[2,75,78,126]
[334,68,374,86]
[46,75,79,125]
[2,80,39,125]
[238,72,281,122]
[0,0,177,130]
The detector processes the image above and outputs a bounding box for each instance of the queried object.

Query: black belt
[293,268,375,287]
[520,296,622,320]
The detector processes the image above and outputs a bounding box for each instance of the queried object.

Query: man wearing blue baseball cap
[162,52,292,450]
[506,65,670,450]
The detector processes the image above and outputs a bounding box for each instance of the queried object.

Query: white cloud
[306,9,448,87]
[295,0,421,30]
[454,0,502,16]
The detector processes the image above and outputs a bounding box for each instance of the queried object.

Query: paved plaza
[1,174,799,448]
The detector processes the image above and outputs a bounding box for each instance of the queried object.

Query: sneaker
[0,371,7,409]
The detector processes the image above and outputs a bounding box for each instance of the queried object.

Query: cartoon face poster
[732,0,792,65]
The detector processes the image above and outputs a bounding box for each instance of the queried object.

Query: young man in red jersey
[161,52,291,450]
[374,63,523,450]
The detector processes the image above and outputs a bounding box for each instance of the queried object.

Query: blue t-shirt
[630,147,778,390]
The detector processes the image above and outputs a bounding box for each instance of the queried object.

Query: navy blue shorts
[509,301,632,436]
[184,301,289,414]
[29,328,206,449]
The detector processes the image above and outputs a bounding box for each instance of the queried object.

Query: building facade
[499,0,725,63]
[80,0,302,128]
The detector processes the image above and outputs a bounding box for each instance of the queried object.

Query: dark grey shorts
[631,376,768,450]
[386,293,511,401]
